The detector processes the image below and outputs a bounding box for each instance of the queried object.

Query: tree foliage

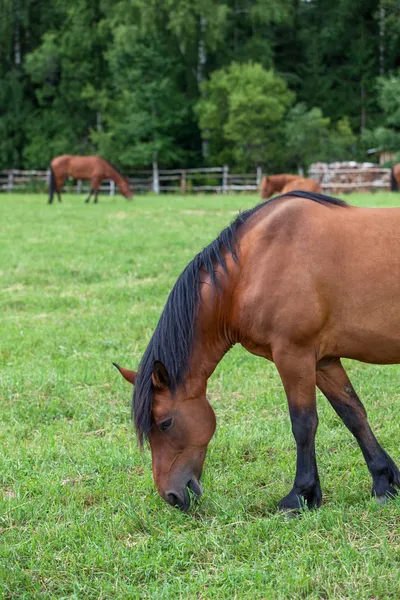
[196,63,294,169]
[0,0,399,170]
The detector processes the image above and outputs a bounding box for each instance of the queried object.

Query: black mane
[132,190,348,443]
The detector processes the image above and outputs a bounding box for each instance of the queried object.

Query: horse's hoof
[374,486,397,504]
[376,495,388,505]
[278,506,301,518]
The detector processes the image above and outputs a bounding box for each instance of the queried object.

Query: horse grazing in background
[115,190,400,512]
[391,164,400,191]
[48,155,133,204]
[281,177,323,195]
[260,174,322,198]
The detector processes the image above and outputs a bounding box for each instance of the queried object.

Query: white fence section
[0,165,262,195]
[309,162,391,193]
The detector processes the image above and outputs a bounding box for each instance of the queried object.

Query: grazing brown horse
[49,155,132,204]
[391,163,400,191]
[115,190,400,512]
[281,177,323,195]
[260,174,322,198]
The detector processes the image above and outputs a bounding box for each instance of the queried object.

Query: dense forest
[1,0,400,172]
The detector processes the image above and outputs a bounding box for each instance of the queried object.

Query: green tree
[0,0,64,167]
[284,104,330,170]
[361,72,400,158]
[88,33,188,167]
[361,127,400,157]
[195,62,294,170]
[23,0,107,167]
[293,0,380,133]
[377,74,400,128]
[326,117,358,161]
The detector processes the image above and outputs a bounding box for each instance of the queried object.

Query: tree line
[1,0,400,173]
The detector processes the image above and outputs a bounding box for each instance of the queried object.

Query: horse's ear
[152,360,170,390]
[113,363,137,385]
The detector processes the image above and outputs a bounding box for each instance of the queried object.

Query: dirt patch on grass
[2,283,24,293]
[108,212,129,220]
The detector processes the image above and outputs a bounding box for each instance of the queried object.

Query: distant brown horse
[49,155,133,204]
[260,174,322,198]
[281,177,323,195]
[391,164,400,191]
[115,190,400,512]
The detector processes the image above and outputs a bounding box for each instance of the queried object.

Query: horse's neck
[186,334,230,395]
[105,163,123,184]
[185,277,234,394]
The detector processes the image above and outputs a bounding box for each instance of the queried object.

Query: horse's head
[260,176,273,199]
[114,361,216,511]
[120,178,133,199]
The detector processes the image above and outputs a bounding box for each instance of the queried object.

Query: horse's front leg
[274,348,322,511]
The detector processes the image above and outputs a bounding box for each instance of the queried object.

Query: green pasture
[1,191,400,599]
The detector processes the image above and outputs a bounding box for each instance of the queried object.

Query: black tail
[391,167,398,192]
[48,166,55,203]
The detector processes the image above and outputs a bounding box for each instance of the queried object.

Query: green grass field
[1,191,400,599]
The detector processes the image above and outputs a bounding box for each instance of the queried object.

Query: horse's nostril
[166,492,181,508]
[187,478,203,498]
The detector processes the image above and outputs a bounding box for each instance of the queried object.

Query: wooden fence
[309,162,391,194]
[0,166,263,195]
[1,163,392,195]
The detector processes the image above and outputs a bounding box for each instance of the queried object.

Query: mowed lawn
[1,191,400,599]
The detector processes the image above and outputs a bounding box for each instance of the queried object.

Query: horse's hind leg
[85,189,93,203]
[56,176,65,203]
[91,177,101,203]
[274,348,322,511]
[317,359,400,501]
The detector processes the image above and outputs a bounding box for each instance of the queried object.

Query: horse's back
[51,155,74,170]
[236,198,400,364]
[59,155,104,179]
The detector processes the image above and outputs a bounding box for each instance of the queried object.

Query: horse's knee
[289,406,318,446]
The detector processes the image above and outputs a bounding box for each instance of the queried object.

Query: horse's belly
[327,317,400,365]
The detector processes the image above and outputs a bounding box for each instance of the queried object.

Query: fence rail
[0,166,263,195]
[0,164,392,195]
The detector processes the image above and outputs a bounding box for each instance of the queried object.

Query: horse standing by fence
[115,190,400,512]
[391,164,400,191]
[260,174,322,198]
[48,155,133,204]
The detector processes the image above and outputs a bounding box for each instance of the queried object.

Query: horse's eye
[158,418,173,432]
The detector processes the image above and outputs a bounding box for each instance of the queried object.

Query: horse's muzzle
[165,478,203,511]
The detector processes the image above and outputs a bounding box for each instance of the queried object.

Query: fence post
[110,180,115,196]
[77,179,82,194]
[180,171,187,195]
[256,166,262,187]
[222,165,229,194]
[152,157,160,194]
[7,171,13,192]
